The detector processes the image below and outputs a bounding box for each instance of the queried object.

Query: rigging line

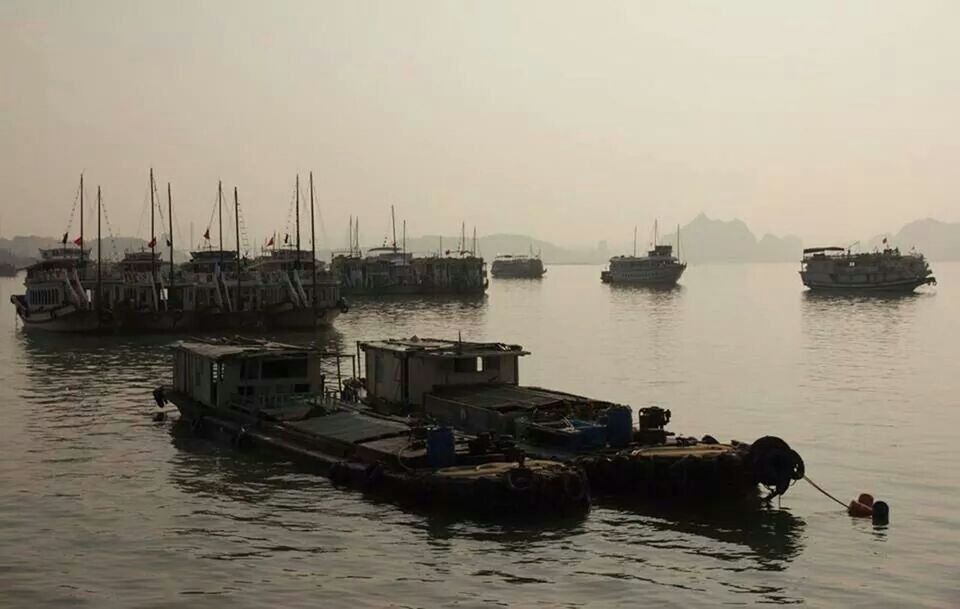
[803,475,848,509]
[64,180,81,237]
[100,197,121,262]
[134,188,149,244]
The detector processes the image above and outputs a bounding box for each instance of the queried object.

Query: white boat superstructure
[799,246,936,292]
[602,222,686,286]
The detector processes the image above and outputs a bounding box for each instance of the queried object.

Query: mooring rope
[803,475,848,509]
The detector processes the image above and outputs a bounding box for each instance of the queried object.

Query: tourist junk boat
[601,222,686,286]
[490,253,546,279]
[800,244,936,292]
[154,338,590,516]
[331,214,488,296]
[355,337,805,502]
[11,172,346,333]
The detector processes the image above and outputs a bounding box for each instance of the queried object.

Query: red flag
[73,236,82,246]
[203,228,211,240]
[148,237,157,248]
[266,236,275,247]
[882,237,888,245]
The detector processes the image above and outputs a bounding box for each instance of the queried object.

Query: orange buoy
[848,493,875,518]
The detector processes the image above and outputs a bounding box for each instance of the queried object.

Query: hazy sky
[2,1,958,250]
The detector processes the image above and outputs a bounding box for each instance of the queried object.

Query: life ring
[505,466,535,492]
[562,471,587,503]
[152,387,167,409]
[232,426,248,449]
[364,462,385,487]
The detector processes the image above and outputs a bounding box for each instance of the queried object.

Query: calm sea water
[1,263,958,608]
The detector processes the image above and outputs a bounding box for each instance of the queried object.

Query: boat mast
[472,226,477,256]
[168,183,175,308]
[295,174,301,270]
[79,173,84,267]
[309,171,317,313]
[677,223,681,262]
[234,187,241,311]
[391,205,397,250]
[150,168,158,309]
[633,226,637,257]
[218,180,224,269]
[654,219,658,248]
[402,220,406,255]
[96,185,101,320]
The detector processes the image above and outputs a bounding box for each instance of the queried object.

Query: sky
[2,1,958,250]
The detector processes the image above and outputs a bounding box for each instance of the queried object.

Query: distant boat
[331,214,487,296]
[601,221,686,286]
[490,253,546,278]
[800,244,936,292]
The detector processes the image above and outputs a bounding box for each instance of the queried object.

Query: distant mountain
[864,218,960,261]
[659,213,800,263]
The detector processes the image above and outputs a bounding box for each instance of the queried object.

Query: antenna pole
[234,187,241,312]
[309,171,317,315]
[295,174,301,270]
[402,220,406,254]
[633,226,637,257]
[168,183,175,309]
[677,223,681,262]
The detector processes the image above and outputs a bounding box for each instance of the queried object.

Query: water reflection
[599,499,806,567]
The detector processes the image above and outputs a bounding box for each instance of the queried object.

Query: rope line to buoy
[803,475,848,509]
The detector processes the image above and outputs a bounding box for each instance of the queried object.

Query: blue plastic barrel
[606,406,634,448]
[426,426,456,468]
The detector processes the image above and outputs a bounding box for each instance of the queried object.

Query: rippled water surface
[1,263,958,608]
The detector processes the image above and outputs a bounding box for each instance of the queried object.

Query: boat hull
[164,389,590,517]
[601,265,686,286]
[801,274,936,293]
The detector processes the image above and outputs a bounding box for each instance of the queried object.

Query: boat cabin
[171,339,325,410]
[359,337,528,407]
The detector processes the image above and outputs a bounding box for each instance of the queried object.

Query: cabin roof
[427,384,611,411]
[803,246,847,254]
[174,338,313,362]
[359,337,529,358]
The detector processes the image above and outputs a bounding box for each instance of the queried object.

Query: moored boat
[491,253,546,278]
[601,222,686,286]
[155,338,590,517]
[800,245,936,292]
[357,337,804,502]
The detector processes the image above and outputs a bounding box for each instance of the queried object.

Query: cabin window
[482,356,501,372]
[454,357,479,373]
[262,358,308,379]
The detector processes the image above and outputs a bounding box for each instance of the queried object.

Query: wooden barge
[155,338,590,517]
[357,337,805,502]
